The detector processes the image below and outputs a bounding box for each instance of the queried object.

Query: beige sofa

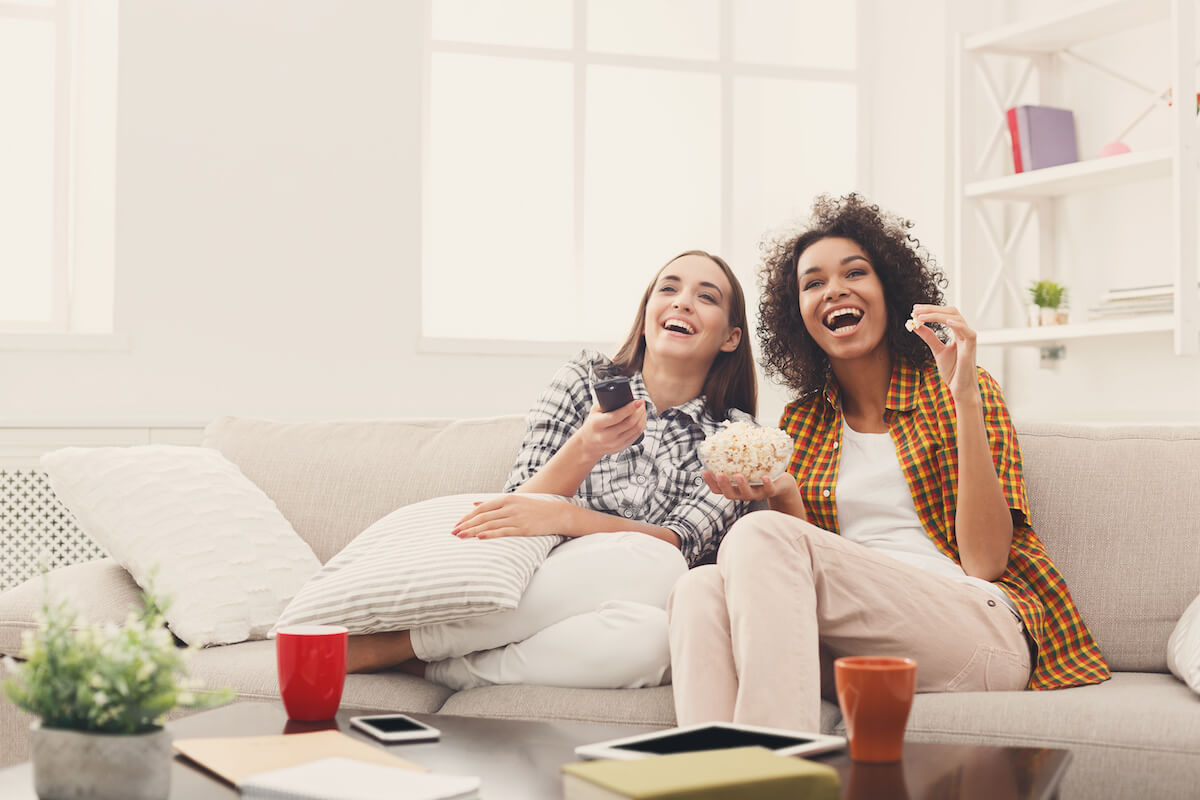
[2,416,1198,798]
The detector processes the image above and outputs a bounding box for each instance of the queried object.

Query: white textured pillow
[1168,592,1200,695]
[272,494,563,635]
[41,445,321,647]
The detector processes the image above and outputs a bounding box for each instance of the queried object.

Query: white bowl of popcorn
[699,421,794,485]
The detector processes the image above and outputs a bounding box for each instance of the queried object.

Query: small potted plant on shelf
[3,589,233,800]
[1027,279,1069,326]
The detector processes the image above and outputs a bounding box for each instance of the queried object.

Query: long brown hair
[612,250,757,418]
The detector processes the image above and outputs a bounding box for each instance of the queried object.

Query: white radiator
[0,425,204,591]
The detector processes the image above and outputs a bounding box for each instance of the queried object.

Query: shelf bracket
[971,57,1035,177]
[971,203,1035,320]
[1039,344,1066,365]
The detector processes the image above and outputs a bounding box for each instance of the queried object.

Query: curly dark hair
[757,193,947,397]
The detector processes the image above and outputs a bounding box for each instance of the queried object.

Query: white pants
[410,531,687,691]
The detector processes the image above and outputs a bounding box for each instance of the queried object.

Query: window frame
[418,0,871,356]
[0,0,122,351]
[0,0,70,333]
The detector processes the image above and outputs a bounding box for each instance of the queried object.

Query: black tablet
[574,721,845,761]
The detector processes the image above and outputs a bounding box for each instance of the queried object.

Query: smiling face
[642,253,742,370]
[796,236,889,364]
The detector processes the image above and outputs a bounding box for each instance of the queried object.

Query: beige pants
[667,510,1031,731]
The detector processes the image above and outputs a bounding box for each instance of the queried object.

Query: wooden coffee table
[0,701,1071,799]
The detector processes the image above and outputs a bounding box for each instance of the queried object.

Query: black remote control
[594,376,634,412]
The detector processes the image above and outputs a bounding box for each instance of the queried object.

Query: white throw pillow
[41,445,321,647]
[272,494,564,635]
[1167,592,1200,695]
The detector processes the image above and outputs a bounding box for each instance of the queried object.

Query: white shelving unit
[951,0,1199,356]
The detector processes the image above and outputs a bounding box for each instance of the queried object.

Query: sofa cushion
[41,445,321,646]
[203,416,527,564]
[185,640,455,714]
[902,672,1200,800]
[1016,424,1200,672]
[272,494,562,635]
[903,672,1200,754]
[0,558,142,657]
[438,686,845,735]
[438,685,677,728]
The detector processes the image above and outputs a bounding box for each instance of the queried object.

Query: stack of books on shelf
[1088,284,1182,320]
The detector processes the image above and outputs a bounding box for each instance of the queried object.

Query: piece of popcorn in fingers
[905,317,923,333]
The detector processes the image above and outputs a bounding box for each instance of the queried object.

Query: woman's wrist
[952,385,984,413]
[766,478,807,518]
[555,502,584,537]
[565,429,605,470]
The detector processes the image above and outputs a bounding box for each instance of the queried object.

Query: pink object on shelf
[1099,141,1131,157]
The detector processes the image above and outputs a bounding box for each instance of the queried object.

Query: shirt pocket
[657,464,705,511]
[576,469,616,512]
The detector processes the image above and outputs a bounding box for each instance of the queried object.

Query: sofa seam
[910,727,1199,755]
[435,708,667,727]
[1019,431,1200,443]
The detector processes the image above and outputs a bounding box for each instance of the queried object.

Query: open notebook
[239,757,479,800]
[174,730,479,800]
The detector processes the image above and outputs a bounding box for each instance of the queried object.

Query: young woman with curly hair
[667,194,1109,732]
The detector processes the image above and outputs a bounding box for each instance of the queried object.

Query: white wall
[994,0,1200,422]
[0,0,565,425]
[870,0,1200,423]
[1,0,1195,427]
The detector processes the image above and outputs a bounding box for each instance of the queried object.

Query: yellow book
[561,746,839,800]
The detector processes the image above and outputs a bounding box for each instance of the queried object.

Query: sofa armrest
[0,558,144,657]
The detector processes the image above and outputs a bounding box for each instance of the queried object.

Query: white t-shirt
[835,419,1017,614]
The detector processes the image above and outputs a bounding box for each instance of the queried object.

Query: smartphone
[349,714,441,743]
[594,376,634,412]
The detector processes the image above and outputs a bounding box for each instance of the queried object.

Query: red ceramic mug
[834,656,917,763]
[275,624,348,721]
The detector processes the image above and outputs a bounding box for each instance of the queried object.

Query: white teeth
[664,319,695,334]
[824,307,863,327]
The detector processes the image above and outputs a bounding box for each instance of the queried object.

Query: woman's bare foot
[346,631,416,673]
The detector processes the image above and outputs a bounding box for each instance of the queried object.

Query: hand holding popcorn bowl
[699,421,795,490]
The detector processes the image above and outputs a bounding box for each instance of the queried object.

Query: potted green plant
[3,591,233,800]
[1027,279,1069,326]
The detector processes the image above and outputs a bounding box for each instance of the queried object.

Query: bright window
[422,0,861,348]
[0,0,117,336]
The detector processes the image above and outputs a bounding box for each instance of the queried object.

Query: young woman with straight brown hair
[347,250,759,690]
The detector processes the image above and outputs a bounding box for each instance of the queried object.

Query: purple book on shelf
[1015,105,1078,170]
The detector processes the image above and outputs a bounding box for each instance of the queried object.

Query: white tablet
[573,721,846,761]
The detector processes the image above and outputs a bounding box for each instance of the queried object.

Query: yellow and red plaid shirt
[780,358,1110,690]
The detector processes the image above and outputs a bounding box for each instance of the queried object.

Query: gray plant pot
[30,721,172,800]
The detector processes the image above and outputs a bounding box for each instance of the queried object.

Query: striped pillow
[271,494,564,635]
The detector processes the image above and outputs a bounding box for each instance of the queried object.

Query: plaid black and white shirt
[504,349,753,566]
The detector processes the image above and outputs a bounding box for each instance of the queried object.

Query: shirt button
[833,442,839,450]
[635,475,647,485]
[822,489,831,498]
[694,477,704,486]
[987,599,996,607]
[622,509,634,518]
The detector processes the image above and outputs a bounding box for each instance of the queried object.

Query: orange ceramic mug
[834,656,917,763]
